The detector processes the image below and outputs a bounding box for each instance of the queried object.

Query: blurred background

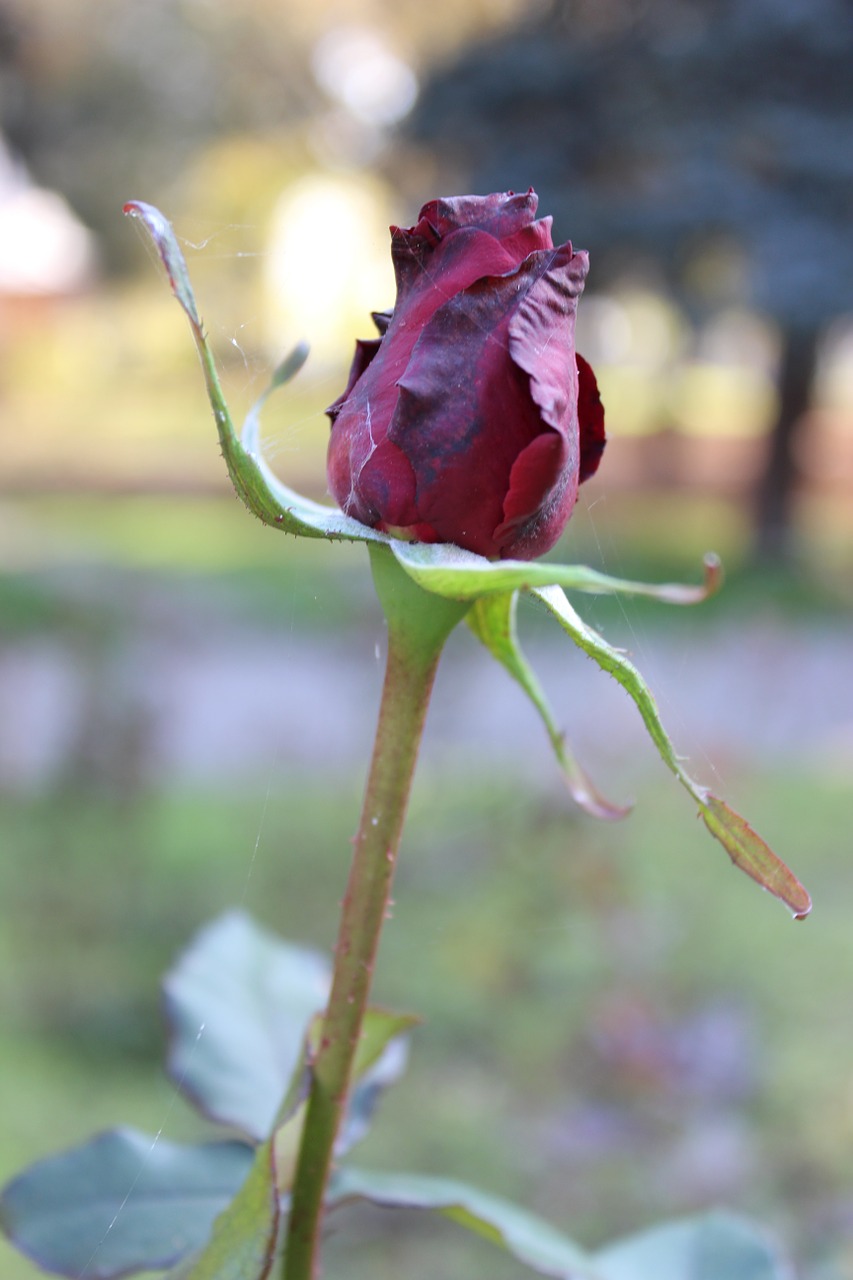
[1,0,852,1276]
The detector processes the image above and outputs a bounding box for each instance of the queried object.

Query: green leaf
[164,1253,206,1279]
[162,1254,204,1274]
[165,913,417,1159]
[468,591,630,820]
[392,541,721,604]
[163,911,331,1142]
[263,1036,313,1200]
[350,1008,421,1079]
[592,1211,792,1280]
[180,1139,281,1280]
[272,1008,420,1194]
[328,1167,597,1280]
[533,585,811,919]
[0,1128,253,1279]
[337,1009,420,1156]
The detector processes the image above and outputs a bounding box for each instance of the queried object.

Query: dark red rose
[326,190,605,560]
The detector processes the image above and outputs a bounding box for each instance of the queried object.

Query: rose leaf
[0,1129,253,1280]
[163,911,331,1142]
[328,1167,597,1280]
[592,1211,792,1280]
[177,1138,281,1280]
[272,1007,419,1195]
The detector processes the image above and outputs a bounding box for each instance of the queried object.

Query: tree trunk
[753,324,820,566]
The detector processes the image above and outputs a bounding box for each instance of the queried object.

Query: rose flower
[326,190,605,561]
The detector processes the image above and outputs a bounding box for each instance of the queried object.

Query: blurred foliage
[0,0,537,269]
[0,3,852,1275]
[0,765,852,1278]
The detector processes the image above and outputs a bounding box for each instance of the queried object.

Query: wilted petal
[508,246,587,434]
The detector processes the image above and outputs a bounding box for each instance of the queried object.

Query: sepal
[123,200,384,545]
[534,584,811,919]
[468,591,630,820]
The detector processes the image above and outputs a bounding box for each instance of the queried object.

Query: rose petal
[417,190,540,240]
[326,190,604,559]
[329,221,528,521]
[326,338,382,422]
[495,432,566,550]
[391,252,583,557]
[497,217,555,262]
[577,354,606,484]
[507,245,588,435]
[391,224,526,314]
[371,310,393,335]
[357,440,419,528]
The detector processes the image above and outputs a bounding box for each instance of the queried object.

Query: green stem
[282,545,469,1280]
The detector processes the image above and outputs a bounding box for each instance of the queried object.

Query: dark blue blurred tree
[404,0,853,562]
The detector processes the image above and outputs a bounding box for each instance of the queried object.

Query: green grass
[0,489,851,1277]
[0,493,850,1277]
[0,496,375,635]
[1,490,850,669]
[1,762,850,1278]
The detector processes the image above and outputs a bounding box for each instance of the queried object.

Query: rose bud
[326,190,605,561]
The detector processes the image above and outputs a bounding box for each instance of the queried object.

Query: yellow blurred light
[265,173,396,366]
